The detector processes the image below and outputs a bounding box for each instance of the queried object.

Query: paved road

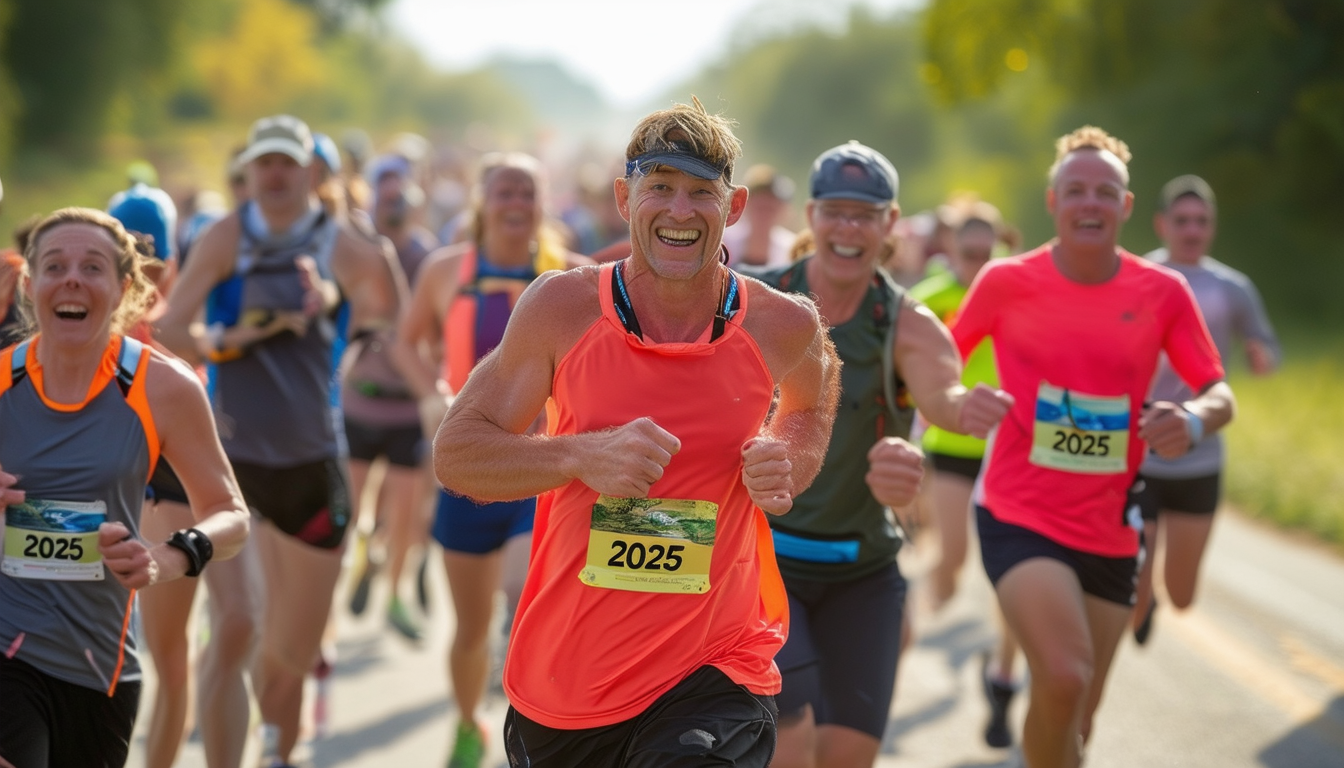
[130,510,1344,767]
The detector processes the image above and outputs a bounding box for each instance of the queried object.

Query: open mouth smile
[657,228,701,247]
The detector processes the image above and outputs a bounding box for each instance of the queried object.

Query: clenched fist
[742,438,794,515]
[865,437,924,508]
[579,417,681,498]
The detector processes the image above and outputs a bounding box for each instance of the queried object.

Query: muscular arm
[153,214,241,364]
[434,268,651,501]
[754,305,840,503]
[100,355,250,588]
[897,297,1013,438]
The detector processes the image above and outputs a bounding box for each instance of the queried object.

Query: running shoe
[1134,598,1158,646]
[982,654,1017,749]
[447,720,485,768]
[387,595,423,642]
[347,532,376,616]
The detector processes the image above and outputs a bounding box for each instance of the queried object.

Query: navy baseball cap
[626,141,730,182]
[810,141,898,204]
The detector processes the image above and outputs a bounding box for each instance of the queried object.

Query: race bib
[579,495,717,594]
[3,499,107,581]
[1029,383,1130,474]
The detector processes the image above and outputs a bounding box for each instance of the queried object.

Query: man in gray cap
[756,141,1013,768]
[1131,174,1279,645]
[155,114,403,768]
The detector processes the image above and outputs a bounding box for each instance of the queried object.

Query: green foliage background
[0,0,1339,543]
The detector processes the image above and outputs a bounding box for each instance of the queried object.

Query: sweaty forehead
[1056,148,1129,189]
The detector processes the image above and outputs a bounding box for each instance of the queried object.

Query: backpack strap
[115,337,146,397]
[8,339,30,389]
[0,340,27,397]
[873,267,915,440]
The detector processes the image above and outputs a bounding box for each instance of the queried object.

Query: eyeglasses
[815,205,888,227]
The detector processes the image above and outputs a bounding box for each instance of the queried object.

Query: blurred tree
[0,0,17,161]
[924,0,1344,322]
[3,0,190,156]
[194,0,327,120]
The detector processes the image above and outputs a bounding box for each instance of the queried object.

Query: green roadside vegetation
[2,0,1340,549]
[1225,335,1344,550]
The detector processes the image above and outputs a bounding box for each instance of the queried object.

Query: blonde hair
[1048,125,1132,186]
[17,207,157,336]
[625,96,742,185]
[465,152,566,256]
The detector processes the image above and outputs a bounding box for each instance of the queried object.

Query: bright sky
[389,0,919,108]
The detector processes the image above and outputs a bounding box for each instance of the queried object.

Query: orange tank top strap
[0,342,16,397]
[6,335,159,479]
[442,248,479,392]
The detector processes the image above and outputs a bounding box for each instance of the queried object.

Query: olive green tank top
[755,258,913,582]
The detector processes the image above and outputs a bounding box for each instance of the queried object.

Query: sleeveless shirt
[503,262,786,729]
[0,336,154,693]
[206,202,341,465]
[758,258,910,582]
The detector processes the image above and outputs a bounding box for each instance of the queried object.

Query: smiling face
[1047,148,1134,252]
[616,167,746,281]
[480,165,541,243]
[26,222,129,347]
[805,197,898,285]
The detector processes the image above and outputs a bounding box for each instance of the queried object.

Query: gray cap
[1159,174,1216,215]
[809,140,898,204]
[238,114,314,166]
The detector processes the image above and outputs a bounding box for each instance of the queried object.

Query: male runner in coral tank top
[434,97,840,768]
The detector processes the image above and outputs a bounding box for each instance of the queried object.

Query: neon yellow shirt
[910,271,998,459]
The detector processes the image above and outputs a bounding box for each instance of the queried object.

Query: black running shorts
[773,562,907,738]
[977,505,1137,606]
[231,457,352,550]
[1134,472,1221,521]
[504,665,778,768]
[0,654,141,768]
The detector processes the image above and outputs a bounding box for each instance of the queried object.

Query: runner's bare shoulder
[737,273,826,379]
[507,263,603,351]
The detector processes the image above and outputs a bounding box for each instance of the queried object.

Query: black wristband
[166,528,214,577]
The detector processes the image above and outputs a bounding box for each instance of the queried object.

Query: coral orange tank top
[503,261,787,729]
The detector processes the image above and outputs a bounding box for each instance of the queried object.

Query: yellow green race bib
[580,495,717,594]
[3,499,107,581]
[1029,383,1130,474]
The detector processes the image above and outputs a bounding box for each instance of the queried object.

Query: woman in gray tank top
[0,208,250,767]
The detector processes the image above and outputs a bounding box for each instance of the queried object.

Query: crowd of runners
[0,96,1279,768]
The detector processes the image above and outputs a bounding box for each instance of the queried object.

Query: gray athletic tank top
[0,337,152,692]
[212,202,341,466]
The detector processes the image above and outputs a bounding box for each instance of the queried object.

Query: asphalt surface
[128,509,1344,767]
